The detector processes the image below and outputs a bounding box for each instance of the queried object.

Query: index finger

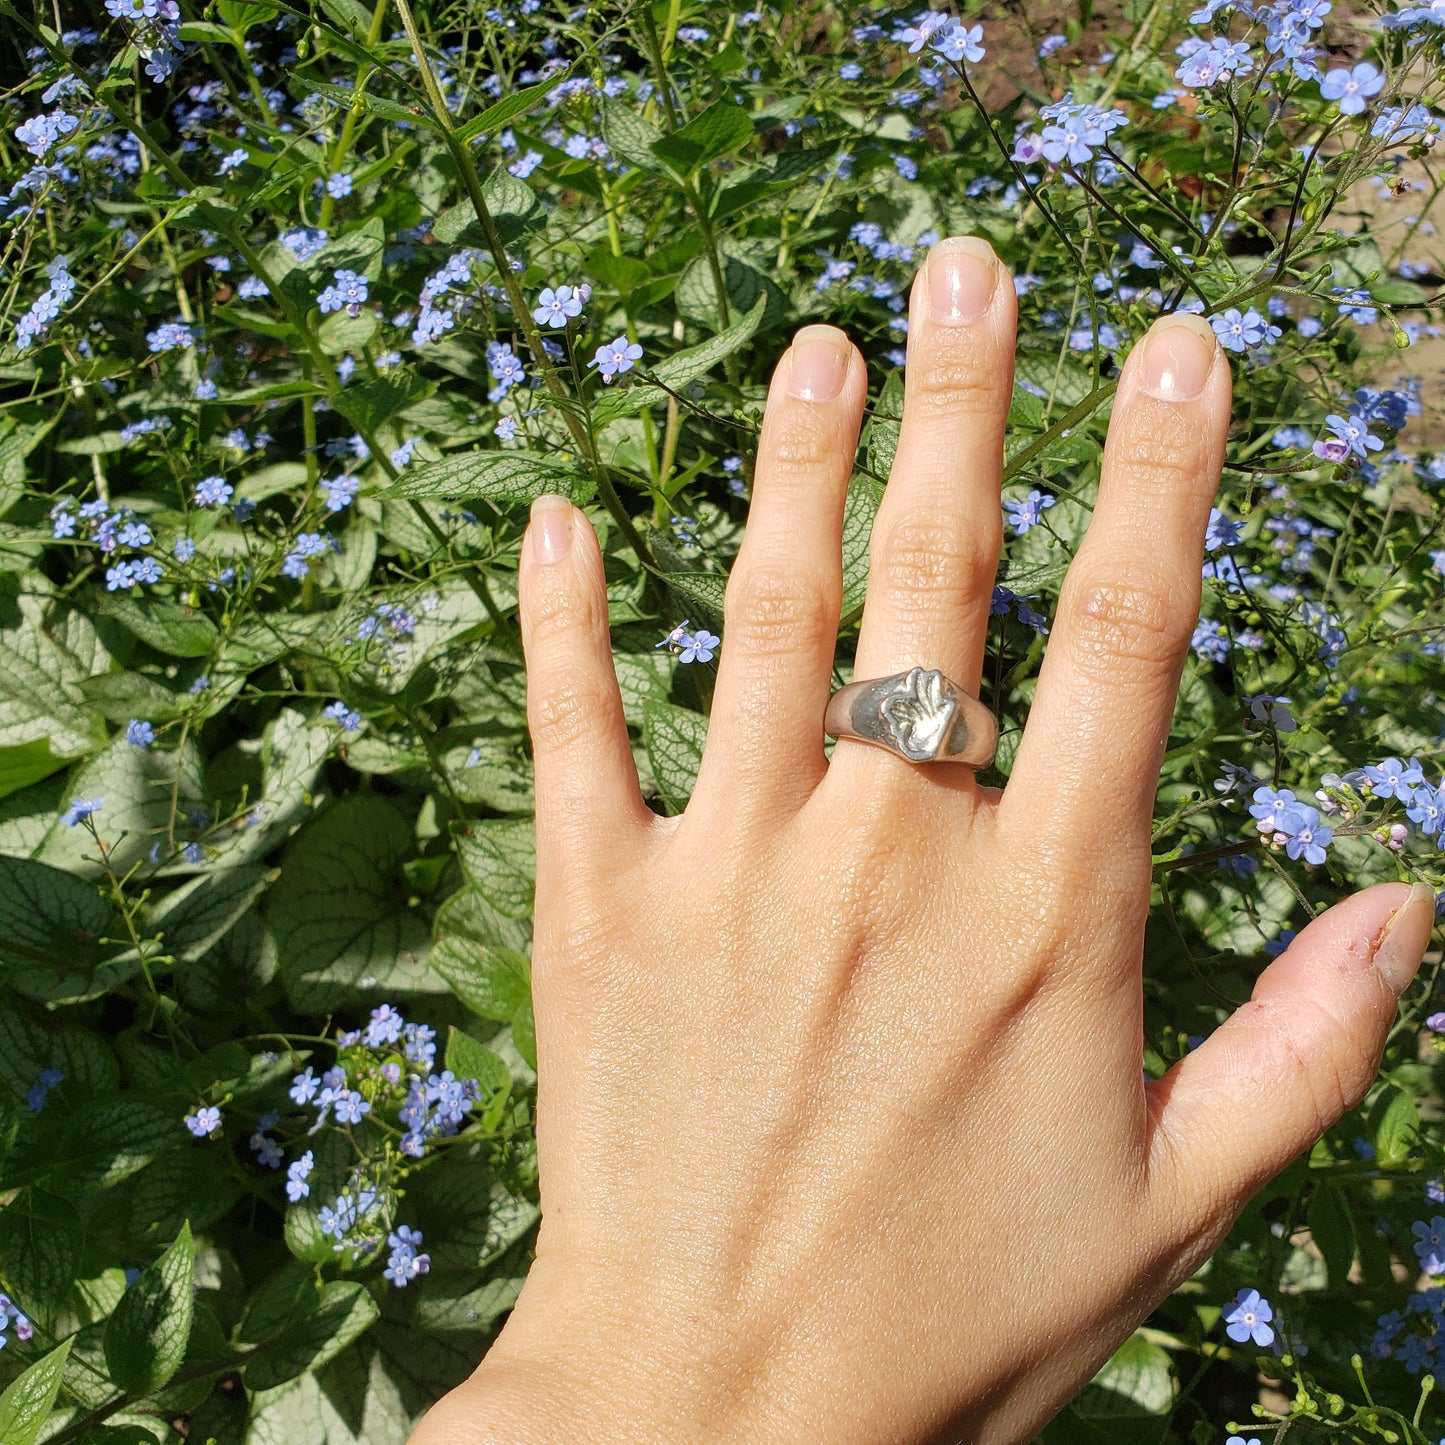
[1001,313,1231,851]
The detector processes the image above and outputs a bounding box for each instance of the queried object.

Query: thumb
[1147,880,1436,1231]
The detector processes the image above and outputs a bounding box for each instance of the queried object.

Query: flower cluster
[1247,786,1335,865]
[103,0,183,82]
[1012,93,1128,171]
[0,1295,33,1351]
[15,256,75,351]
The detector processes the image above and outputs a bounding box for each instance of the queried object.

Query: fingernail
[1138,313,1216,401]
[788,325,850,400]
[927,236,999,325]
[1373,881,1437,995]
[530,493,573,564]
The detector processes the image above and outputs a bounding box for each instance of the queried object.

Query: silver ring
[824,666,997,768]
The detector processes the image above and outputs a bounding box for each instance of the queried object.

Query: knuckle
[763,414,836,477]
[1107,421,1211,496]
[905,351,1005,421]
[1256,996,1378,1129]
[724,564,838,661]
[1060,573,1191,671]
[525,574,602,646]
[873,511,998,613]
[528,675,617,755]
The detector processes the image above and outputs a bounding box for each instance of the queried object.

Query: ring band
[824,666,997,768]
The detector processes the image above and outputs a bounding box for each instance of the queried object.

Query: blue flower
[1223,1288,1275,1347]
[679,630,719,664]
[333,1090,372,1125]
[194,475,233,507]
[323,701,362,732]
[289,1067,320,1105]
[364,1004,405,1047]
[1280,804,1333,865]
[896,11,951,52]
[282,532,332,579]
[1414,1216,1445,1274]
[146,320,194,353]
[1249,786,1306,837]
[323,475,360,511]
[318,269,369,317]
[61,796,104,827]
[325,170,353,198]
[286,1150,314,1202]
[26,1068,63,1113]
[1319,61,1384,115]
[1003,489,1056,535]
[126,719,154,748]
[185,1105,222,1138]
[589,335,643,382]
[1205,507,1243,551]
[280,226,329,261]
[1322,410,1382,458]
[532,285,584,328]
[932,19,985,63]
[1190,618,1229,662]
[1209,307,1272,351]
[1175,36,1253,88]
[1362,756,1426,799]
[383,1225,430,1287]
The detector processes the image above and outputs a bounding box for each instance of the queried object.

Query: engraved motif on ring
[879,666,957,762]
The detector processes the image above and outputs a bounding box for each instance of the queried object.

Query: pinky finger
[519,494,653,870]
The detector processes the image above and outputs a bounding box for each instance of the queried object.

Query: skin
[410,237,1437,1445]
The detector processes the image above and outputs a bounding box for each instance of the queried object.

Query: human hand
[411,236,1437,1445]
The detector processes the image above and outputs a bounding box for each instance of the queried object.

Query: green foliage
[0,0,1442,1439]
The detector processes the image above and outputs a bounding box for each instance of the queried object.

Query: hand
[411,236,1436,1445]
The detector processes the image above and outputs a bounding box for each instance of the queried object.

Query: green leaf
[242,1281,379,1391]
[1073,1333,1174,1423]
[452,819,535,920]
[93,595,218,658]
[674,244,784,334]
[430,937,531,1022]
[598,96,667,172]
[1307,1182,1356,1286]
[511,996,535,1069]
[0,1338,71,1445]
[318,308,379,355]
[76,671,180,724]
[217,0,278,30]
[0,597,107,757]
[656,568,727,629]
[651,99,754,174]
[0,854,113,970]
[52,1096,177,1190]
[594,296,767,425]
[840,473,883,625]
[442,1028,512,1127]
[292,75,418,125]
[866,370,903,481]
[39,735,205,880]
[0,740,67,801]
[642,700,708,815]
[148,865,273,962]
[432,168,541,246]
[103,1223,194,1396]
[0,1081,16,1175]
[456,74,569,145]
[0,1194,82,1328]
[266,794,434,1010]
[1369,1083,1419,1168]
[378,450,593,506]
